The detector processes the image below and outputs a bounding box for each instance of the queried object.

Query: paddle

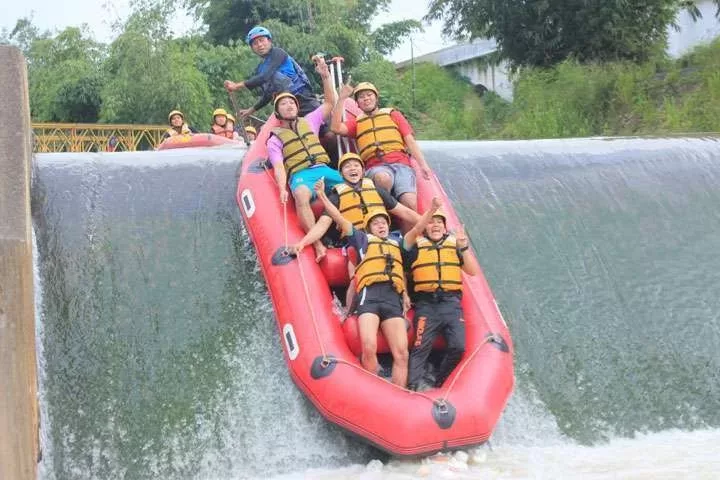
[228,91,252,147]
[331,56,351,155]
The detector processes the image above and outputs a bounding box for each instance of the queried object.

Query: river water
[32,137,720,479]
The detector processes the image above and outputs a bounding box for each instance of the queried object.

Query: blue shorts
[290,164,344,199]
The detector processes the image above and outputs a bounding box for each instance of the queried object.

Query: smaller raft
[157,133,242,150]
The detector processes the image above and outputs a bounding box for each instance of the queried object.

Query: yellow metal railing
[32,123,169,152]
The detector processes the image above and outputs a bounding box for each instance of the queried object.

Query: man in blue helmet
[224,26,320,119]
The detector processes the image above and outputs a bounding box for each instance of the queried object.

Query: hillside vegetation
[378,38,720,140]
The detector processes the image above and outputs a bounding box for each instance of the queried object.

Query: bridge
[31,123,167,152]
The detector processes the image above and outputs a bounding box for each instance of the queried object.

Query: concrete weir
[0,46,39,480]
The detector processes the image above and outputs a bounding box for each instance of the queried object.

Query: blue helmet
[246,26,272,45]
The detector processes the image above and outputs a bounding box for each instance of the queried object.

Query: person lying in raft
[162,110,197,139]
[288,152,419,262]
[210,108,234,138]
[403,200,480,392]
[312,176,414,387]
[331,81,432,215]
[267,56,343,262]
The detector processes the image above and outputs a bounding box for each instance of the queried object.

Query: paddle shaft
[228,91,251,146]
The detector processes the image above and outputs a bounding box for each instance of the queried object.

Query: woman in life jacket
[309,176,427,388]
[162,110,197,139]
[288,152,419,256]
[210,108,234,139]
[225,114,241,141]
[244,125,257,142]
[331,81,433,211]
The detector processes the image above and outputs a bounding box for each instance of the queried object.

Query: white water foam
[34,226,54,480]
[265,428,720,480]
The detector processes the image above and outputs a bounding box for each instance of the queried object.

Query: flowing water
[32,138,720,479]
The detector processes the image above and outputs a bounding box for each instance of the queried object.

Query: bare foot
[313,242,327,263]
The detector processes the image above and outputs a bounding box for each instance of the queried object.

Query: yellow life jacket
[272,118,330,177]
[166,124,191,136]
[334,179,386,228]
[355,108,406,163]
[411,235,463,292]
[355,234,405,294]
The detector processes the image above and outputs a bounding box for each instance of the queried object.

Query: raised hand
[430,196,442,212]
[402,292,412,315]
[314,177,326,197]
[314,57,330,78]
[288,242,305,256]
[339,77,354,99]
[238,108,252,119]
[455,224,469,248]
[224,80,239,92]
[279,188,289,204]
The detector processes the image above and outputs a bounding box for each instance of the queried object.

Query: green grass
[392,38,720,140]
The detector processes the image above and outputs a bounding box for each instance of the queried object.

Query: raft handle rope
[283,197,289,249]
[295,246,329,361]
[265,165,329,361]
[440,333,498,402]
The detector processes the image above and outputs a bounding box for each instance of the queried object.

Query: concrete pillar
[0,45,39,480]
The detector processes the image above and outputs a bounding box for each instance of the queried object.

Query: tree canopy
[2,0,421,126]
[3,0,719,137]
[185,0,421,58]
[425,0,720,68]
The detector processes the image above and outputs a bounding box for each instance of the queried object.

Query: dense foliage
[425,0,720,68]
[1,0,718,138]
[1,1,420,127]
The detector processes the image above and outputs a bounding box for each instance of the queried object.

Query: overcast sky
[2,0,452,62]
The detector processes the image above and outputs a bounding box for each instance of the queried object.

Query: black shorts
[355,282,404,320]
[296,94,329,136]
[296,92,321,117]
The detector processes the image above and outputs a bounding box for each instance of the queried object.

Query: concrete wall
[395,39,514,101]
[0,45,39,480]
[450,60,513,101]
[668,0,720,57]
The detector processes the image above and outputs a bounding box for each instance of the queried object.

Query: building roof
[395,38,498,69]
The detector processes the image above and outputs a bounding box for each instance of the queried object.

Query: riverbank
[399,38,720,140]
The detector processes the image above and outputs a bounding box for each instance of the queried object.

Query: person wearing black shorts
[311,177,412,387]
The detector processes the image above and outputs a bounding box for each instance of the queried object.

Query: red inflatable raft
[236,106,514,457]
[157,133,242,150]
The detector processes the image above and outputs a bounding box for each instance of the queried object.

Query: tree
[425,0,720,68]
[13,23,106,122]
[186,0,420,58]
[100,7,212,125]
